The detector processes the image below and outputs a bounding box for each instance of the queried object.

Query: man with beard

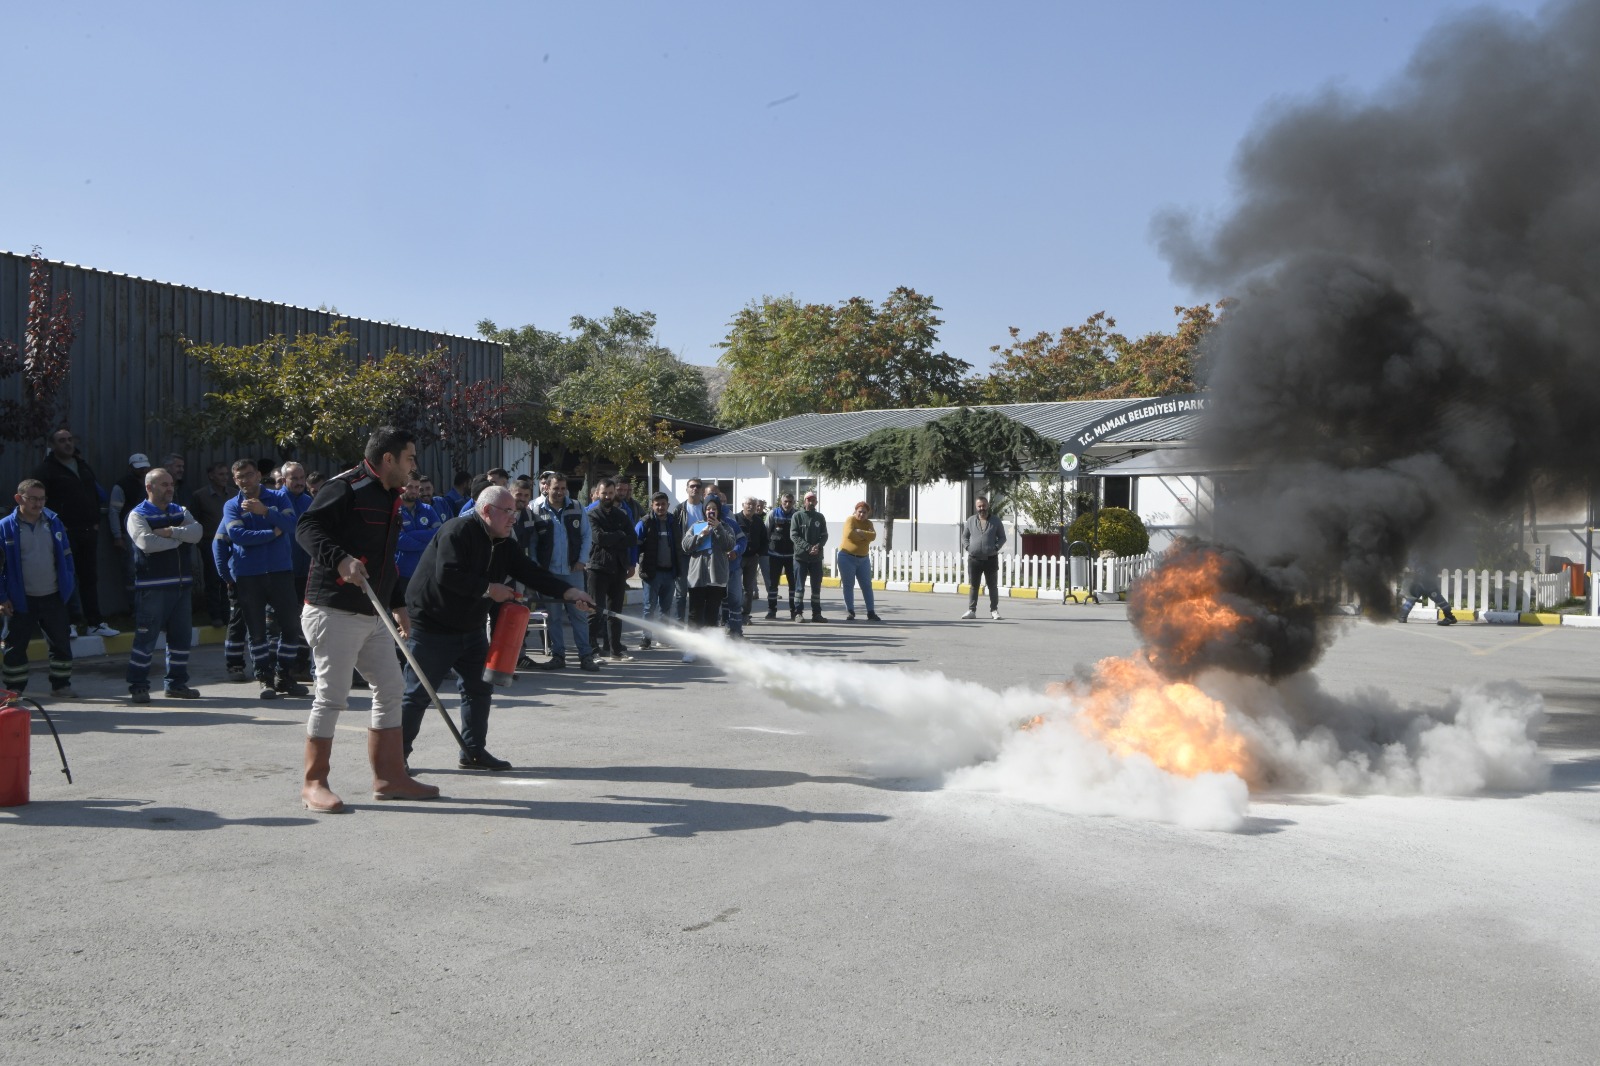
[402,485,596,770]
[294,426,438,812]
[585,477,637,661]
[791,490,829,623]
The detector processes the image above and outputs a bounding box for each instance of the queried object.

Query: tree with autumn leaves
[979,304,1220,404]
[481,307,709,494]
[167,326,510,470]
[717,287,971,427]
[717,289,1219,427]
[0,252,80,456]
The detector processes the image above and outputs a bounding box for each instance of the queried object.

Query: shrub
[1065,507,1150,557]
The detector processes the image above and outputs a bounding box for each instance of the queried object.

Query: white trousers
[301,603,405,738]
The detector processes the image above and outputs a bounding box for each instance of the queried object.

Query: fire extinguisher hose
[18,695,72,784]
[355,575,467,751]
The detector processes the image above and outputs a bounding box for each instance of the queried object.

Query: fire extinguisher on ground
[0,689,73,807]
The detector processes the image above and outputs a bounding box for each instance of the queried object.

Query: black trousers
[200,545,229,625]
[967,554,1000,610]
[235,571,306,681]
[587,568,628,653]
[1,592,73,692]
[767,556,797,613]
[795,554,824,609]
[65,526,103,627]
[687,586,725,629]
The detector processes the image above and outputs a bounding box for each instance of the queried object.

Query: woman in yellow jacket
[837,501,882,621]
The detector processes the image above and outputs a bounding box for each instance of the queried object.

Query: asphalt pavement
[3,592,1597,1064]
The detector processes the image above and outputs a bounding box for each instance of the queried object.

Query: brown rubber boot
[301,736,345,812]
[369,727,442,801]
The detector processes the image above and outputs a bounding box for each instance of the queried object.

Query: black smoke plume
[1157,0,1600,609]
[1127,541,1325,680]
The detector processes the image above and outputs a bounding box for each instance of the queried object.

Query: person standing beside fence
[837,501,881,622]
[791,491,829,623]
[961,495,1006,620]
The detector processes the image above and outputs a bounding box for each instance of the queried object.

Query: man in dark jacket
[739,497,770,624]
[31,426,117,637]
[791,490,829,622]
[586,478,637,660]
[401,485,595,771]
[634,492,680,651]
[765,492,798,620]
[294,426,437,813]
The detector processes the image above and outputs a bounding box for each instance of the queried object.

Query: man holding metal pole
[401,485,596,771]
[293,427,438,812]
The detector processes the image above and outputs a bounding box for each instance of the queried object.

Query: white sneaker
[960,608,976,620]
[990,609,1001,620]
[682,652,697,664]
[89,623,120,638]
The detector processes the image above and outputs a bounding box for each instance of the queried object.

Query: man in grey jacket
[960,495,1006,620]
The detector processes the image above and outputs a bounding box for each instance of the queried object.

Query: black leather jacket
[296,461,403,614]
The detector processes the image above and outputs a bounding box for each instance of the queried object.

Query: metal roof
[0,248,485,343]
[676,400,1203,456]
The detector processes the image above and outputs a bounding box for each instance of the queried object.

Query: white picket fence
[861,548,1158,596]
[1431,568,1567,613]
[853,550,1569,612]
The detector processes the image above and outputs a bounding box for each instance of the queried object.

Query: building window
[778,477,817,505]
[866,482,911,521]
[1103,476,1133,510]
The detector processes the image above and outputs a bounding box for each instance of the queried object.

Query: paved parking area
[3,592,1597,1064]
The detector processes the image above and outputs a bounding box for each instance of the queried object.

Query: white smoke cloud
[663,625,1548,834]
[1202,671,1550,796]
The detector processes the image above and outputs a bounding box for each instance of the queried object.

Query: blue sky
[5,0,1547,370]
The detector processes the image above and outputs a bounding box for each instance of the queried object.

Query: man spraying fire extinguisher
[400,485,595,772]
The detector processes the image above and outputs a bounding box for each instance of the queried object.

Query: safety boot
[301,736,345,812]
[369,727,441,801]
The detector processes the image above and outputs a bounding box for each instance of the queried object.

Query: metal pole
[356,575,467,750]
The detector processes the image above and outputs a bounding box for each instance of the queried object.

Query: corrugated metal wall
[0,250,504,492]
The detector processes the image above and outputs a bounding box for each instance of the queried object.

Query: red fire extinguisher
[484,600,533,687]
[0,690,72,807]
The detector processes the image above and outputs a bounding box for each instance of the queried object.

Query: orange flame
[1070,658,1257,781]
[1040,546,1260,783]
[1136,548,1246,672]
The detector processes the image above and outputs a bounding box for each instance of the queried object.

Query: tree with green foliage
[481,307,712,477]
[802,408,1056,549]
[981,304,1219,404]
[549,381,683,499]
[165,326,406,460]
[718,287,971,427]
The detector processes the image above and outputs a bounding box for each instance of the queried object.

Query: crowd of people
[0,425,927,808]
